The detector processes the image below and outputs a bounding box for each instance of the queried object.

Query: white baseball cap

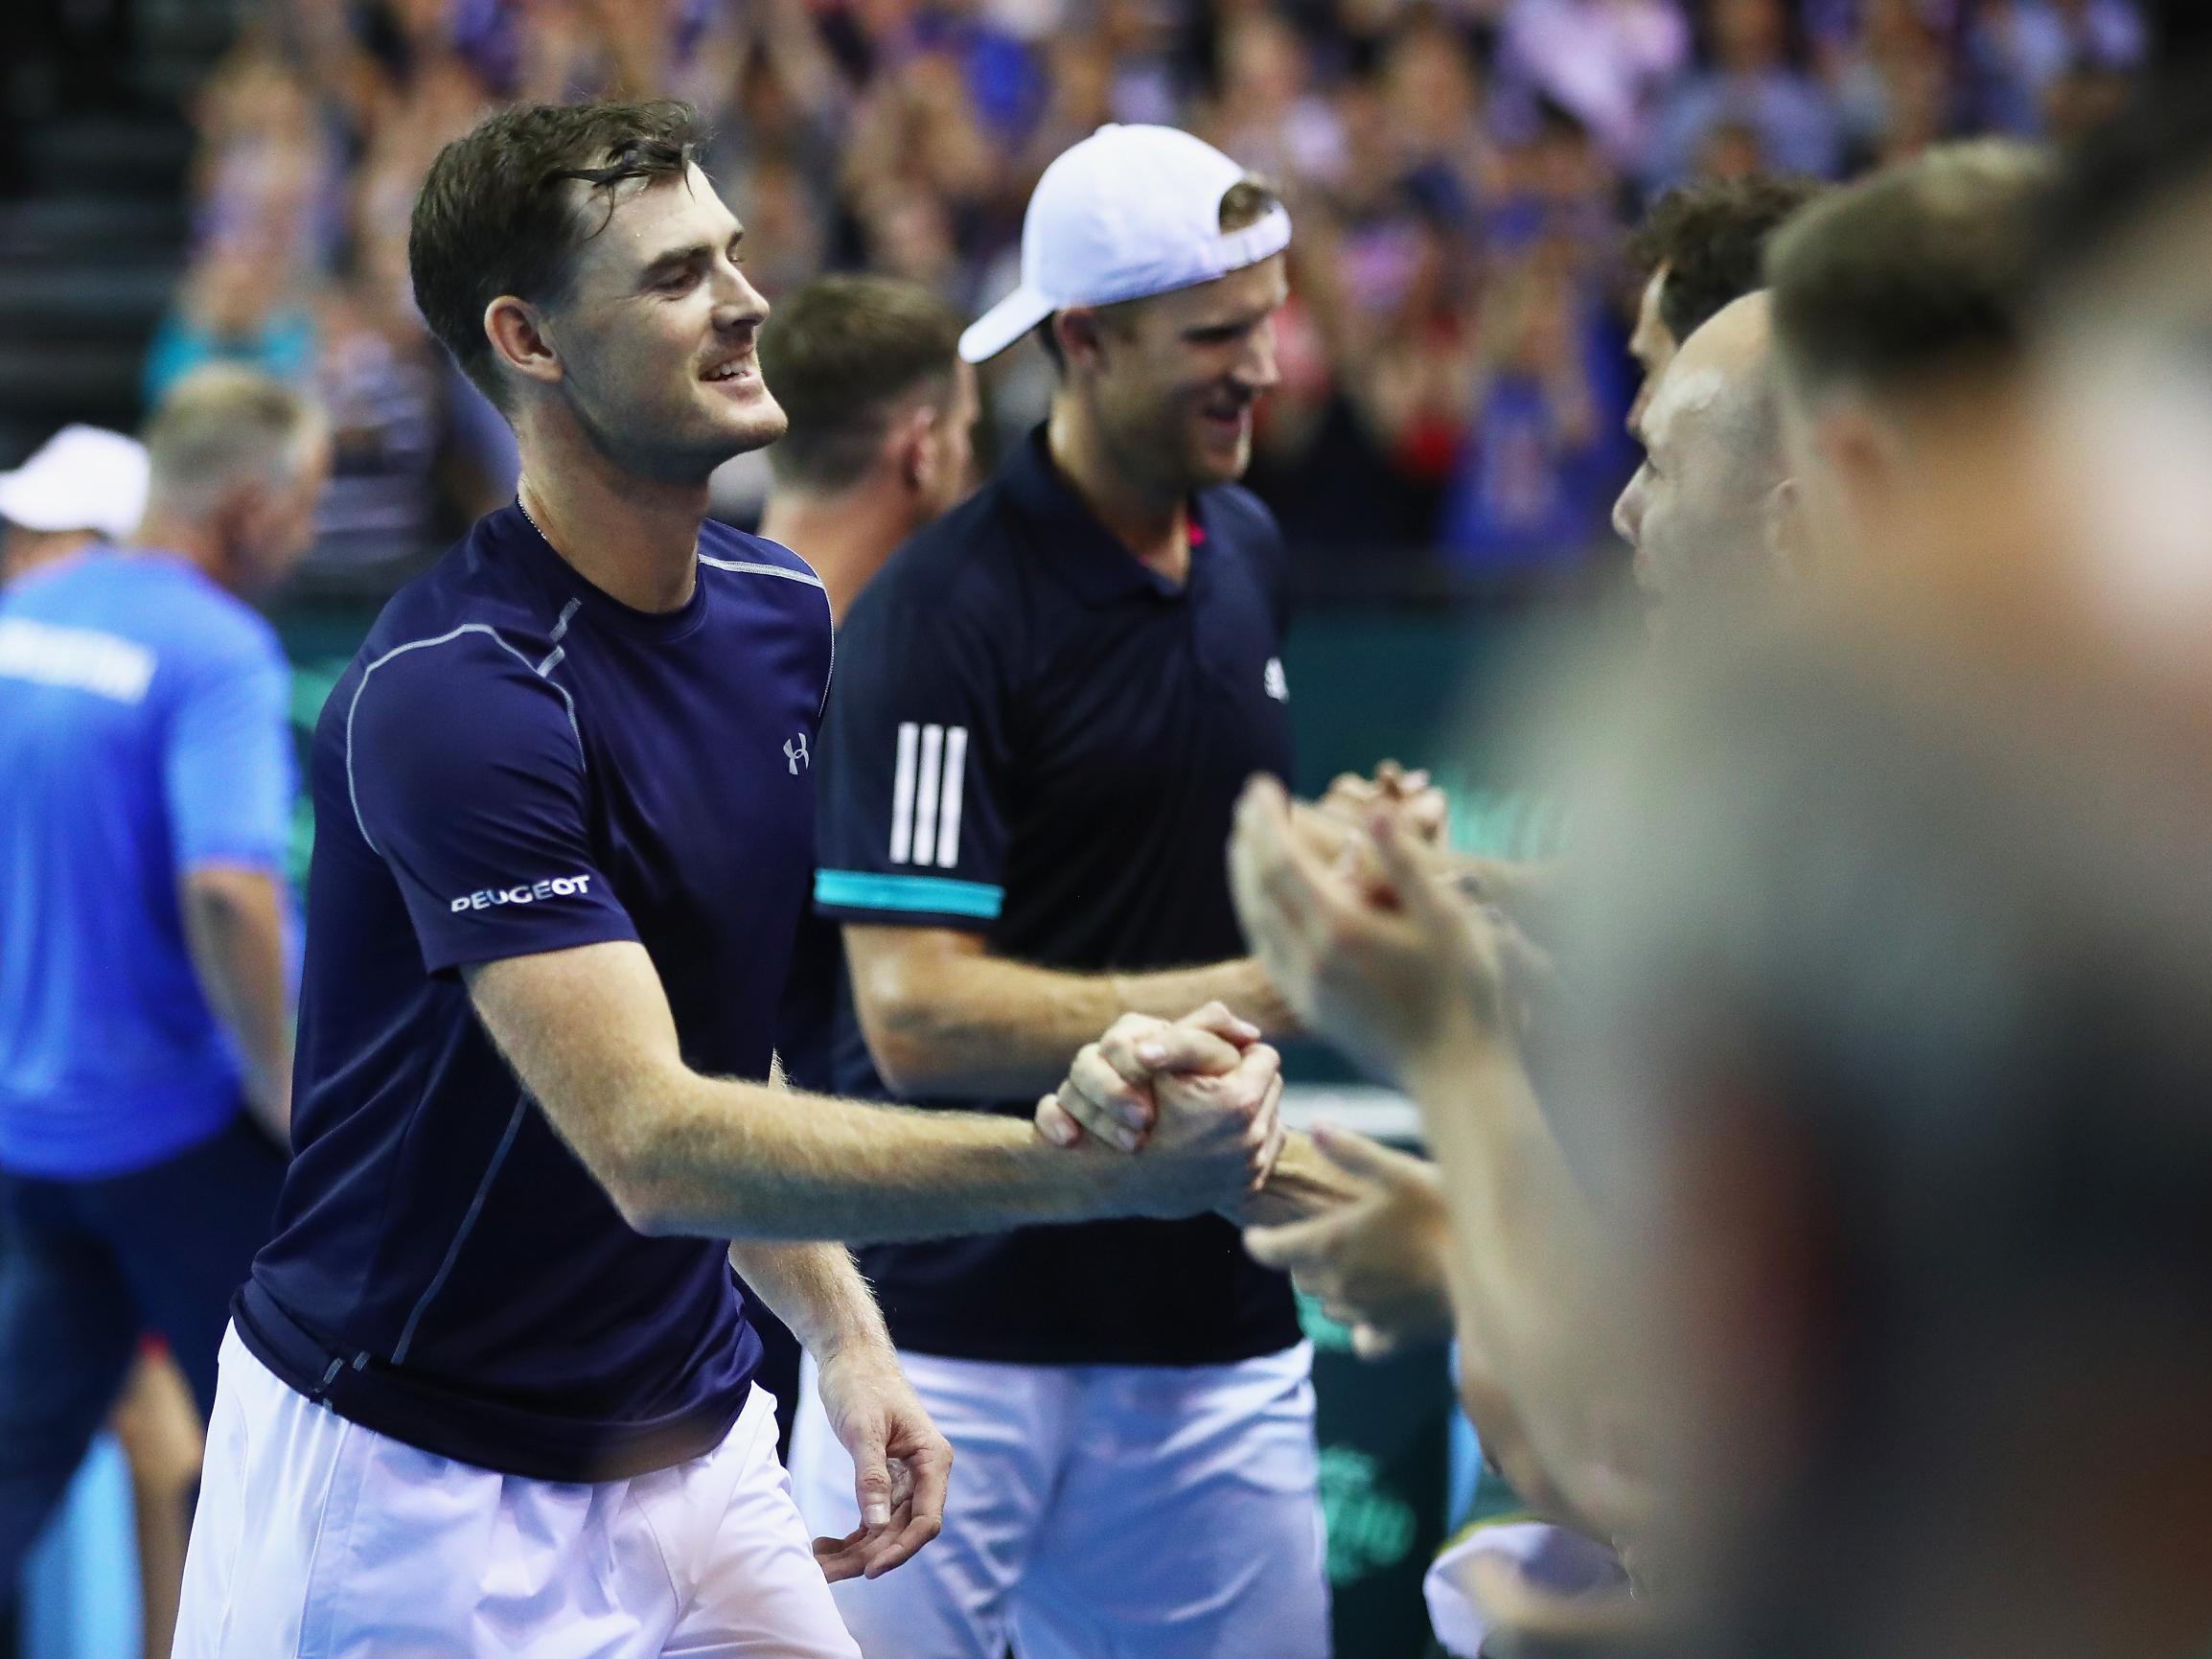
[0,425,150,538]
[959,125,1292,364]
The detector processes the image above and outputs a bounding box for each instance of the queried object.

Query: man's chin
[1188,436,1253,488]
[707,387,789,457]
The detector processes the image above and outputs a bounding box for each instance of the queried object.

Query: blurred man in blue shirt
[0,366,329,1581]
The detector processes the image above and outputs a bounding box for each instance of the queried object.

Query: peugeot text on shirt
[449,873,595,912]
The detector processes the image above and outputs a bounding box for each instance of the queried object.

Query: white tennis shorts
[173,1323,860,1658]
[787,1342,1330,1659]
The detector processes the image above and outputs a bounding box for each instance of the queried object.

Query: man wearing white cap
[795,125,1332,1657]
[0,424,150,585]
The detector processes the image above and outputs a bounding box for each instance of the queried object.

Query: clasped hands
[1034,1002,1288,1216]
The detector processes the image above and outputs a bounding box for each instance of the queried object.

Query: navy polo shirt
[812,426,1302,1367]
[240,504,830,1482]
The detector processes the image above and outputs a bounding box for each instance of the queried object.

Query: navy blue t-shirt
[241,505,831,1481]
[811,427,1302,1367]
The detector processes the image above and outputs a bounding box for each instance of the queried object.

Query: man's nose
[1613,467,1648,546]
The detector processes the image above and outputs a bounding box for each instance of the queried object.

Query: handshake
[1031,1002,1287,1220]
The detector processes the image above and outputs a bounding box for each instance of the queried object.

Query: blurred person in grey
[1766,141,2060,652]
[752,271,979,1454]
[1624,173,1825,430]
[1553,643,2212,1659]
[1228,634,2212,1659]
[2029,64,2212,710]
[0,368,327,1582]
[0,425,150,586]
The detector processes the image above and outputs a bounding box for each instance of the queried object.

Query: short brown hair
[1766,142,2055,399]
[408,100,705,404]
[760,274,965,492]
[1629,173,1827,344]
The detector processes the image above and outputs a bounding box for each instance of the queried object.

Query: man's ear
[1054,307,1107,375]
[1812,398,1901,520]
[1763,476,1808,588]
[896,403,942,496]
[484,294,562,390]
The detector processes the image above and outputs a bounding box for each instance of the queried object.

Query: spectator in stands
[1377,14,1495,231]
[133,0,2148,585]
[1209,12,1348,190]
[1651,0,1842,184]
[1438,260,1610,574]
[143,225,319,403]
[1832,0,1959,169]
[0,426,150,586]
[1496,0,1691,167]
[0,368,327,1595]
[1968,0,2146,135]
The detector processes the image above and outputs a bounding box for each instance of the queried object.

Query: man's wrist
[1396,1003,1511,1100]
[806,1300,895,1366]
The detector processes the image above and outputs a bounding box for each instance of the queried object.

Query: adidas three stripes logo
[888,722,968,868]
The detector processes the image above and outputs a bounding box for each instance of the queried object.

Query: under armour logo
[784,734,811,774]
[1263,657,1289,703]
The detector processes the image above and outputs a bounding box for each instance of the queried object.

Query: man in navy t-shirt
[175,101,1288,1659]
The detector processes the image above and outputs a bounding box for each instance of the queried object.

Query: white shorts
[787,1344,1329,1659]
[173,1324,859,1658]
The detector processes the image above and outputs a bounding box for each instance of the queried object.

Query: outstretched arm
[467,940,1280,1243]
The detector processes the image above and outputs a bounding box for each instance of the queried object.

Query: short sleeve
[813,578,1010,932]
[345,631,638,975]
[165,625,296,872]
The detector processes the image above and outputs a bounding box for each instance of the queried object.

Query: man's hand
[810,1336,953,1582]
[1032,1004,1287,1212]
[1036,1002,1255,1151]
[1230,775,1514,1086]
[1318,760,1449,846]
[1243,1123,1455,1358]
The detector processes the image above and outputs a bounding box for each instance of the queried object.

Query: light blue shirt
[0,551,294,1178]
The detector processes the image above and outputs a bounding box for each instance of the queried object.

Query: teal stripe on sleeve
[814,869,1005,919]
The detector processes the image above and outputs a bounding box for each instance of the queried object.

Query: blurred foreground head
[1765,143,2056,640]
[1555,639,2212,1659]
[2032,66,2212,714]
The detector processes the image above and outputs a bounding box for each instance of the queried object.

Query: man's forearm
[180,865,292,1143]
[627,1073,1156,1243]
[860,947,1287,1099]
[1405,1022,1639,1536]
[726,1240,888,1358]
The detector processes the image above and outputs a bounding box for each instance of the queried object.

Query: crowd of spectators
[159,0,2146,586]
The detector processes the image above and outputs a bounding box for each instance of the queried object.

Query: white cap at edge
[0,426,150,538]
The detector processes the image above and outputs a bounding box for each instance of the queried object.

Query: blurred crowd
[158,0,2145,585]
